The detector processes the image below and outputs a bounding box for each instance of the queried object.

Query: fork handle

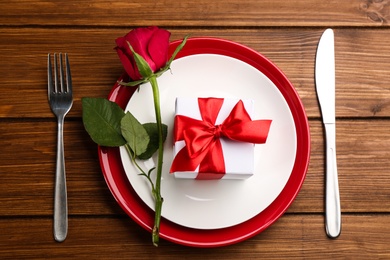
[54,116,68,242]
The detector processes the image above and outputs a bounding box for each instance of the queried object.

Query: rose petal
[125,27,158,72]
[115,37,141,80]
[148,29,170,70]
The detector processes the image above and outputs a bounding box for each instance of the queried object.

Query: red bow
[170,98,272,179]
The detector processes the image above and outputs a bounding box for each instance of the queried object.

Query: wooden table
[1,0,390,258]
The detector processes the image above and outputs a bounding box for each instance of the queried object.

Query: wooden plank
[1,28,390,119]
[0,215,389,258]
[0,120,124,215]
[0,0,388,27]
[1,119,389,215]
[294,118,390,213]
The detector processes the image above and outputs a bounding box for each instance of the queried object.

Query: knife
[315,28,341,238]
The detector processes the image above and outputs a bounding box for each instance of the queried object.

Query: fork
[47,53,73,242]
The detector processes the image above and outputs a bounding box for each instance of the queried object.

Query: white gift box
[171,97,256,180]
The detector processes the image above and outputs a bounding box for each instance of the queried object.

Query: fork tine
[59,53,66,93]
[48,53,72,95]
[54,53,59,93]
[65,53,72,94]
[48,53,53,99]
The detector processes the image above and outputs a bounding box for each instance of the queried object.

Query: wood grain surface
[0,0,389,258]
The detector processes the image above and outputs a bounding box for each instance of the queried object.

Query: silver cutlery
[47,53,73,242]
[315,29,341,238]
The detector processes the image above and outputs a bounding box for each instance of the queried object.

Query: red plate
[99,37,310,247]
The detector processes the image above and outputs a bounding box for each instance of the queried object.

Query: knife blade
[315,28,341,238]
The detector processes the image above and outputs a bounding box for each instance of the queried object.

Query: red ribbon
[170,98,272,180]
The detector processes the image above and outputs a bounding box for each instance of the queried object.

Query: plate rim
[98,37,310,247]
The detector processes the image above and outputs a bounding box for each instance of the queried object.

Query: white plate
[119,53,297,229]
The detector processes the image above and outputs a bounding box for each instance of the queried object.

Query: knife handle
[324,123,341,238]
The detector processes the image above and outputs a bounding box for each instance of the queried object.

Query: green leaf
[167,35,189,67]
[117,79,146,87]
[137,123,168,160]
[127,41,153,78]
[121,111,150,156]
[82,97,126,147]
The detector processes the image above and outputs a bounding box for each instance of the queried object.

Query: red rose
[115,26,171,80]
